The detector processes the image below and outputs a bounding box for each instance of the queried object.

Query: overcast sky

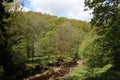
[23,0,93,22]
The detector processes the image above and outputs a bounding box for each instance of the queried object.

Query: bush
[67,64,114,80]
[79,32,112,68]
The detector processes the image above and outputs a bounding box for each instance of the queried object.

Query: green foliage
[23,12,90,60]
[67,64,113,80]
[12,43,27,66]
[0,1,27,79]
[69,0,120,80]
[21,11,92,63]
[79,31,96,57]
[79,32,97,67]
[0,1,92,79]
[85,0,120,70]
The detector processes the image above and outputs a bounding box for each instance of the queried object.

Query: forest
[0,0,120,80]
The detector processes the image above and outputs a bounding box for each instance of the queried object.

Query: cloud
[22,6,30,12]
[26,0,93,21]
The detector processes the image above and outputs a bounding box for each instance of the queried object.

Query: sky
[22,0,93,22]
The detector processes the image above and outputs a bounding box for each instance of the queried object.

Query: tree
[54,22,81,59]
[0,1,14,77]
[24,12,48,58]
[85,0,120,70]
[0,1,26,79]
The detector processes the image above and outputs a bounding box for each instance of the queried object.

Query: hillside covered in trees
[0,0,120,80]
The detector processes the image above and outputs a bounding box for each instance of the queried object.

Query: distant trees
[54,22,81,59]
[0,1,92,79]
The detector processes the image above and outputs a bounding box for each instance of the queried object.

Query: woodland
[0,0,120,80]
